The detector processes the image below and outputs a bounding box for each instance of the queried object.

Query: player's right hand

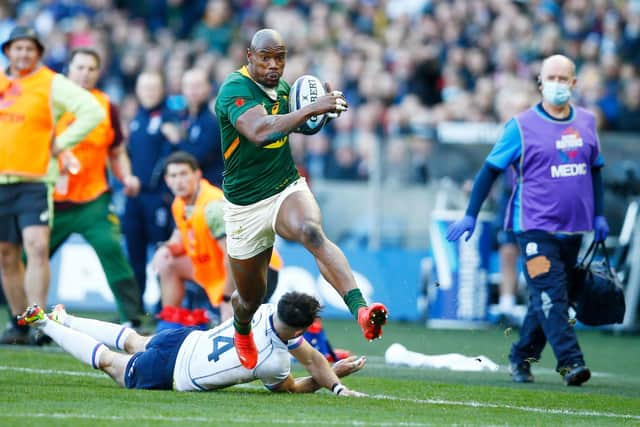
[446,215,477,242]
[338,387,367,397]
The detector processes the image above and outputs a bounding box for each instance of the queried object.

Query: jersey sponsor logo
[550,162,587,178]
[555,127,583,163]
[147,114,161,134]
[525,242,538,256]
[0,111,26,123]
[0,81,22,109]
[189,124,201,141]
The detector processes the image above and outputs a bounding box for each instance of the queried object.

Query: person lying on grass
[19,291,365,396]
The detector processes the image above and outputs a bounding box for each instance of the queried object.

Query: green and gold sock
[233,317,252,335]
[343,289,367,320]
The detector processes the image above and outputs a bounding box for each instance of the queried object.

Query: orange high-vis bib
[173,180,227,306]
[0,67,55,177]
[53,89,114,203]
[269,247,283,271]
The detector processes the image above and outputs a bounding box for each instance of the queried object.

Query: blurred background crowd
[2,0,639,186]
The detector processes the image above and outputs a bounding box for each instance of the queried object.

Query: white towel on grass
[385,343,500,372]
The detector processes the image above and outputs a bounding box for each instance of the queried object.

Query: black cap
[2,26,45,56]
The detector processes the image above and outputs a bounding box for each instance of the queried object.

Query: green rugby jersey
[215,66,299,205]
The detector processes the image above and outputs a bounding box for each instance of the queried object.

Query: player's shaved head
[250,29,286,52]
[540,54,576,79]
[247,28,287,87]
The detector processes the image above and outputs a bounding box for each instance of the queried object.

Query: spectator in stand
[616,78,640,132]
[1,0,638,189]
[121,71,174,307]
[192,0,234,55]
[161,68,223,186]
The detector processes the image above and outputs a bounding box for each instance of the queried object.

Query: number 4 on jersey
[208,336,234,362]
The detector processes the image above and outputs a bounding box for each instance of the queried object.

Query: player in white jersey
[18,292,366,396]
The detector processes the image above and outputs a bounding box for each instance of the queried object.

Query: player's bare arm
[271,340,366,396]
[235,94,347,146]
[109,145,140,197]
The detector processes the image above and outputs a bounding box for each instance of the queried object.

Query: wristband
[331,382,345,395]
[222,295,231,303]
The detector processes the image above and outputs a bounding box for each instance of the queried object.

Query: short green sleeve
[217,80,261,127]
[204,200,226,239]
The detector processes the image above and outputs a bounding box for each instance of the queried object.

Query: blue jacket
[127,102,175,191]
[175,104,224,187]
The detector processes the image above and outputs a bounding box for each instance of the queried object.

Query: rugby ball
[289,75,327,135]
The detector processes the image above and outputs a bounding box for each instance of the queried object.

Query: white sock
[499,294,516,313]
[40,319,108,369]
[65,314,135,351]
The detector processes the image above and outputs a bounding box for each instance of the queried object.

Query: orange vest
[173,180,226,306]
[0,66,55,177]
[53,89,114,203]
[270,247,283,271]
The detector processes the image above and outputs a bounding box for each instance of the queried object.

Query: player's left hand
[333,355,366,377]
[322,82,347,119]
[594,215,609,242]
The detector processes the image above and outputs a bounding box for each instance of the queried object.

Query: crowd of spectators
[2,0,639,185]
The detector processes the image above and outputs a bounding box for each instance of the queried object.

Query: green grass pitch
[1,318,639,426]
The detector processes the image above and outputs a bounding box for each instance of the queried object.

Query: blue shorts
[124,327,194,390]
[497,229,517,246]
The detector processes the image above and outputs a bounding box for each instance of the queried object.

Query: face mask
[542,81,572,106]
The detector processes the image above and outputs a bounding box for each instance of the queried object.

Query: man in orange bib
[152,151,232,324]
[153,151,281,326]
[50,48,144,328]
[0,27,104,344]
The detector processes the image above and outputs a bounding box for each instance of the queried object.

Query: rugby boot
[357,303,388,341]
[234,330,258,369]
[17,304,46,326]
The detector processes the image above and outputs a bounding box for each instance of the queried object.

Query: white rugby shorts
[224,177,311,259]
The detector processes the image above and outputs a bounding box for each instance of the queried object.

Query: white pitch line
[1,365,638,421]
[370,394,640,421]
[0,365,106,378]
[0,412,431,426]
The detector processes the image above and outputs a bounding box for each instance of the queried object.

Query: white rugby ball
[289,75,327,135]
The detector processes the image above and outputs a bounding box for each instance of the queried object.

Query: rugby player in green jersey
[215,28,388,369]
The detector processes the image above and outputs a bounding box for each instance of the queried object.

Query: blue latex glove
[446,215,477,242]
[594,215,609,242]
